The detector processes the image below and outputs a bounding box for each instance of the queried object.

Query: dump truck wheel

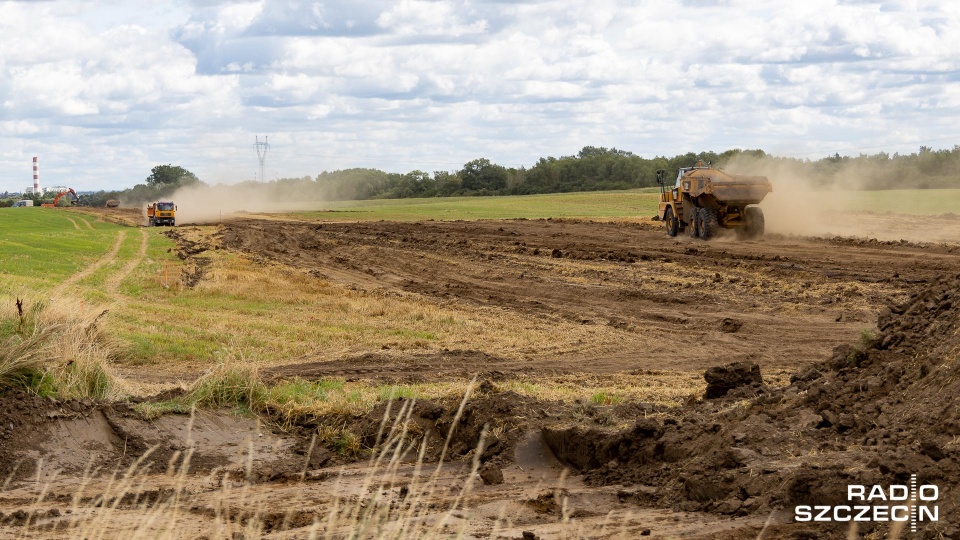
[745,207,765,239]
[664,208,679,237]
[688,208,701,238]
[699,208,719,240]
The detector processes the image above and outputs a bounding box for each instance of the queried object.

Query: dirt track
[222,218,960,376]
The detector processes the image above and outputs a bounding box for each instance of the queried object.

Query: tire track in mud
[105,228,149,294]
[54,230,126,293]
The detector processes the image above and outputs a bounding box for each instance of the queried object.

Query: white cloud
[0,0,958,191]
[376,0,488,37]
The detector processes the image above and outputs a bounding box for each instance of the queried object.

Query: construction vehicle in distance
[13,200,33,207]
[105,199,120,208]
[656,163,772,241]
[146,201,176,226]
[40,188,80,208]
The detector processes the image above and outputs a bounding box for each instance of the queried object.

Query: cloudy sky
[0,0,958,192]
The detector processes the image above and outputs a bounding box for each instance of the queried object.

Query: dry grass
[0,296,128,399]
[500,372,703,408]
[110,246,608,373]
[0,323,59,389]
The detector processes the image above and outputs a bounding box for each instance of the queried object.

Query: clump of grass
[264,377,344,407]
[0,324,60,389]
[318,424,364,456]
[136,360,265,419]
[378,385,422,400]
[859,328,877,349]
[588,391,623,406]
[188,361,264,408]
[30,356,117,399]
[0,296,126,400]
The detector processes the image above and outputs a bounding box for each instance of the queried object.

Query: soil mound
[545,273,960,537]
[352,388,554,467]
[703,361,764,399]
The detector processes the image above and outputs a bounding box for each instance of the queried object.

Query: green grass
[0,209,123,290]
[0,208,183,366]
[836,188,960,215]
[286,188,663,221]
[589,391,624,406]
[75,230,142,291]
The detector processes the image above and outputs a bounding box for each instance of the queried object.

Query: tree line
[76,145,960,207]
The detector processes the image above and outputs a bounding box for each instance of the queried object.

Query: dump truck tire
[699,208,719,240]
[688,208,701,238]
[665,208,679,237]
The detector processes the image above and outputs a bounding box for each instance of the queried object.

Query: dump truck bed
[680,169,772,205]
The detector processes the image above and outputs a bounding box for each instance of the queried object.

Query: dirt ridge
[543,273,960,538]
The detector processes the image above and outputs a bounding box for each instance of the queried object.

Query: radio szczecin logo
[795,475,938,533]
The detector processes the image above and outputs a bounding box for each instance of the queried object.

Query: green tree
[434,171,461,196]
[146,165,201,187]
[459,158,507,193]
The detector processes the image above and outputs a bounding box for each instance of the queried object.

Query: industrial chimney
[32,156,41,195]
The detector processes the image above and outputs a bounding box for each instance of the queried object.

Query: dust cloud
[724,155,960,243]
[160,183,327,224]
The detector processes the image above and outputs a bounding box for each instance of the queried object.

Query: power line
[254,136,270,181]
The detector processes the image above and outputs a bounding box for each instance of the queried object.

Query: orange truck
[146,201,176,226]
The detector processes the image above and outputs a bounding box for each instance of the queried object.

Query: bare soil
[2,214,960,538]
[222,218,957,374]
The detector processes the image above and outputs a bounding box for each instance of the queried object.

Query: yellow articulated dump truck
[146,201,176,226]
[656,163,772,241]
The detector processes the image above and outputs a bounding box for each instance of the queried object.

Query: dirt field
[221,217,956,375]
[2,211,959,539]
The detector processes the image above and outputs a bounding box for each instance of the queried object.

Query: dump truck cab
[657,163,771,241]
[147,201,176,226]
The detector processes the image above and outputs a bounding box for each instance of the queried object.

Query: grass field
[835,188,960,214]
[284,188,663,221]
[0,209,120,291]
[274,187,960,222]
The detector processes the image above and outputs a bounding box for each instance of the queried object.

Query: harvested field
[1,209,959,539]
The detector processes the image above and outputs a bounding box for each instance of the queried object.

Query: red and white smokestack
[33,156,40,194]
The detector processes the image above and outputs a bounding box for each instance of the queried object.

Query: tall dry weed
[0,296,126,399]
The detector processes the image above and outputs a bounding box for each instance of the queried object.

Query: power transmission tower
[254,136,270,182]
